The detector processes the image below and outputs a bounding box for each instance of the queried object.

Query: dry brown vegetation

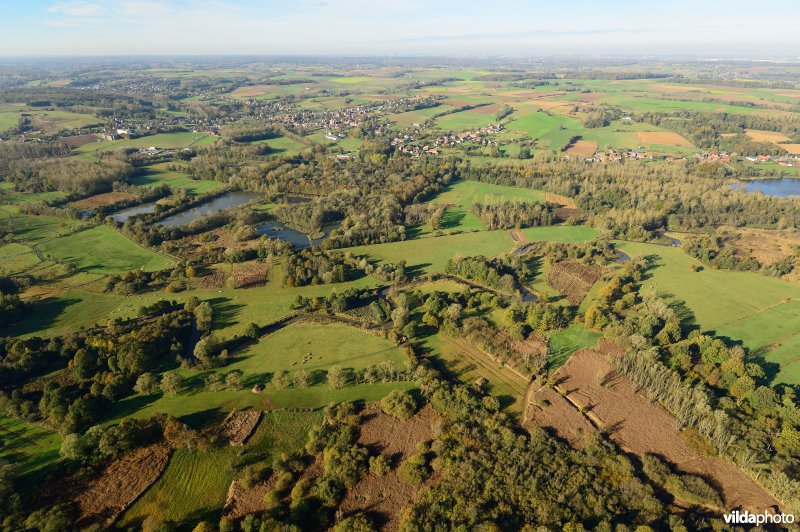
[565,140,598,157]
[69,191,135,209]
[745,129,792,143]
[216,410,262,446]
[533,345,778,512]
[339,404,439,530]
[59,134,99,147]
[74,443,172,527]
[547,260,602,305]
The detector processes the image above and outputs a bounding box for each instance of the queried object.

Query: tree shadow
[207,296,246,330]
[0,297,81,337]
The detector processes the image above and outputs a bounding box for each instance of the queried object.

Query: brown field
[339,404,439,530]
[464,103,503,115]
[729,227,800,264]
[636,131,693,147]
[780,144,800,154]
[69,191,136,209]
[565,139,598,157]
[745,129,791,143]
[547,260,602,306]
[216,410,262,446]
[74,443,172,527]
[224,477,276,520]
[544,346,778,512]
[60,134,99,147]
[545,192,578,209]
[228,85,273,98]
[524,383,596,448]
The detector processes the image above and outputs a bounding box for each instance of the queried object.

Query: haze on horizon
[0,0,798,58]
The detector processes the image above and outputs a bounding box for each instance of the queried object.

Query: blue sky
[0,0,798,57]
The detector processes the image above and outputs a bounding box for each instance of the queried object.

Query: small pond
[256,221,340,249]
[739,178,800,197]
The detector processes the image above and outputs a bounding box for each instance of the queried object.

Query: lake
[740,178,800,197]
[110,202,157,222]
[158,191,261,227]
[256,220,339,249]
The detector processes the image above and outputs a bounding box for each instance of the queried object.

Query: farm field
[130,162,222,194]
[617,241,800,384]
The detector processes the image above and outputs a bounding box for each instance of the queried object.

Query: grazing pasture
[37,225,174,274]
[0,415,61,480]
[130,162,222,194]
[431,180,546,207]
[617,241,800,384]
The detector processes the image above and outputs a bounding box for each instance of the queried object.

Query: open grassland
[0,206,85,244]
[0,243,42,274]
[0,415,61,481]
[8,269,380,339]
[347,230,516,276]
[120,447,235,527]
[226,323,404,379]
[389,105,455,127]
[547,324,601,371]
[130,162,222,195]
[253,135,307,157]
[37,225,174,274]
[0,183,68,205]
[519,225,599,243]
[617,241,800,384]
[75,132,215,153]
[431,180,546,206]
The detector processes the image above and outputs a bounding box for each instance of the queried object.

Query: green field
[0,243,42,274]
[255,135,307,156]
[432,180,547,207]
[547,324,601,371]
[75,132,215,153]
[121,446,236,526]
[617,241,800,384]
[423,333,527,413]
[228,323,404,379]
[130,163,221,195]
[0,416,61,481]
[520,225,599,243]
[348,230,516,276]
[37,225,174,274]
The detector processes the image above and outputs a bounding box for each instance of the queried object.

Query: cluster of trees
[504,301,575,334]
[470,201,554,229]
[0,277,26,324]
[683,232,796,278]
[0,306,191,434]
[445,256,517,293]
[5,153,133,196]
[402,373,707,530]
[104,266,190,295]
[220,122,282,143]
[282,249,349,287]
[521,238,618,266]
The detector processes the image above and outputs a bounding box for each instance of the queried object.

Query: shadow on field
[208,297,245,329]
[405,262,432,279]
[0,297,80,337]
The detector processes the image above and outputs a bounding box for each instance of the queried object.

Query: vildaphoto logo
[723,510,795,525]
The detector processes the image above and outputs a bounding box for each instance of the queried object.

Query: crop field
[617,242,800,384]
[37,225,174,274]
[389,104,455,127]
[130,162,222,194]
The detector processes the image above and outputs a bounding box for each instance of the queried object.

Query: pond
[158,191,262,228]
[110,202,157,222]
[256,220,340,249]
[739,178,800,197]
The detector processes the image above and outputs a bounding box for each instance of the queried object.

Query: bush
[380,389,417,420]
[398,452,430,485]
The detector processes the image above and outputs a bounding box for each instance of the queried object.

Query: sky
[0,0,798,57]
